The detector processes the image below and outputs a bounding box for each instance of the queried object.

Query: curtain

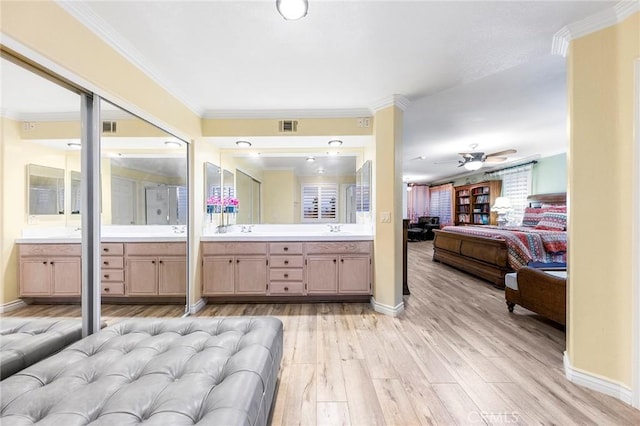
[429,183,454,226]
[485,163,533,225]
[407,185,430,223]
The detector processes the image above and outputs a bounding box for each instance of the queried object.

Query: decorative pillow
[544,205,567,213]
[522,207,544,227]
[535,210,567,231]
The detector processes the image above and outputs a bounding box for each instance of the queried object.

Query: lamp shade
[491,196,512,213]
[464,160,483,171]
[276,0,308,20]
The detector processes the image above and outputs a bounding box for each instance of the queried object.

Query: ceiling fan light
[276,0,308,20]
[464,160,483,171]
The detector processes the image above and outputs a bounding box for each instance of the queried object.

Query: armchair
[407,216,440,241]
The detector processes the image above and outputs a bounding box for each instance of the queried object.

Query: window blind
[429,183,453,226]
[302,183,338,222]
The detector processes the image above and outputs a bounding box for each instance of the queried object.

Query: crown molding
[0,108,22,121]
[551,1,640,57]
[370,94,411,113]
[56,1,203,116]
[202,108,373,120]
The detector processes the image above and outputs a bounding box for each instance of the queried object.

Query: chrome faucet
[216,225,227,234]
[328,224,342,232]
[241,225,253,233]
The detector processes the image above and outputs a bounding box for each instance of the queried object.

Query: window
[485,163,533,225]
[429,183,453,226]
[302,183,338,222]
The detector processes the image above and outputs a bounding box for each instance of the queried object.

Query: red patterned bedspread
[440,225,566,270]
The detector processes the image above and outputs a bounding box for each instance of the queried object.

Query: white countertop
[200,224,373,242]
[15,226,187,244]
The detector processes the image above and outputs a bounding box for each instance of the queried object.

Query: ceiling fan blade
[485,156,507,163]
[434,158,461,164]
[486,149,516,158]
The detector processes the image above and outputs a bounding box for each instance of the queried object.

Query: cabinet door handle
[152,260,156,264]
[283,247,289,251]
[228,259,232,263]
[341,259,344,263]
[159,260,163,264]
[284,260,289,265]
[43,261,47,265]
[236,259,240,263]
[333,259,337,263]
[50,261,54,265]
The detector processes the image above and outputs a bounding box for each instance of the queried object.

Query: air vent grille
[278,120,298,133]
[102,121,117,134]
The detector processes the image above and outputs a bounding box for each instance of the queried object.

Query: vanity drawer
[269,242,303,255]
[305,241,372,255]
[269,281,304,295]
[270,269,303,281]
[101,270,124,282]
[19,244,81,257]
[101,257,124,269]
[126,242,186,256]
[101,282,125,296]
[202,242,267,255]
[269,255,303,268]
[101,243,124,256]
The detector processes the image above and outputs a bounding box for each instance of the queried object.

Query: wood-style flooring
[4,241,640,425]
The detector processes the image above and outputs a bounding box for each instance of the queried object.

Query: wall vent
[102,121,117,134]
[278,120,298,133]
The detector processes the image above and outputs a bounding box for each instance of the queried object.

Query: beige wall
[372,105,403,310]
[1,117,70,304]
[568,13,639,387]
[1,0,201,139]
[202,117,373,137]
[262,170,296,223]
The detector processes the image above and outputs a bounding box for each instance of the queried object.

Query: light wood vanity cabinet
[202,243,268,296]
[306,242,372,295]
[125,243,187,296]
[201,240,372,298]
[19,244,82,297]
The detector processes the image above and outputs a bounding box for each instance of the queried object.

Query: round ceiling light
[67,142,81,150]
[328,140,343,147]
[164,141,181,148]
[276,0,308,20]
[306,156,315,162]
[235,140,252,148]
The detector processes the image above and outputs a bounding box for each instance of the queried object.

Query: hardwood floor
[4,241,640,425]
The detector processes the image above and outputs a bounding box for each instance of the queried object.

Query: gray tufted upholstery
[1,317,283,426]
[1,318,84,380]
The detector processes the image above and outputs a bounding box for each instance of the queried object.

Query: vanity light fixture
[306,156,316,162]
[67,142,81,150]
[164,141,181,148]
[235,140,252,148]
[276,0,308,20]
[328,140,343,147]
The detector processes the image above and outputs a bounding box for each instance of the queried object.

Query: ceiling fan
[456,144,516,170]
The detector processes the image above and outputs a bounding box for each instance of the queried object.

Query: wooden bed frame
[432,193,566,288]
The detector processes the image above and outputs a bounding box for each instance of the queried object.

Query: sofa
[1,317,283,425]
[0,318,84,380]
[505,267,567,326]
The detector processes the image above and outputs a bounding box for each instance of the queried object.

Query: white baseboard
[0,299,27,314]
[190,298,206,314]
[563,351,633,405]
[370,297,404,316]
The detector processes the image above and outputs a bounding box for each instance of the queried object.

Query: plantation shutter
[429,183,453,226]
[302,184,338,222]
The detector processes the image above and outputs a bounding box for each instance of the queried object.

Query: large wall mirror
[223,153,358,224]
[27,164,65,215]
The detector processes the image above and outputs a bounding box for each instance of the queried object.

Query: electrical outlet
[363,118,370,128]
[23,122,36,132]
[380,212,391,223]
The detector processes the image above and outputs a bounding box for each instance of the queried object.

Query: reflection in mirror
[227,154,356,224]
[356,160,372,213]
[70,171,81,214]
[28,164,65,215]
[205,162,221,213]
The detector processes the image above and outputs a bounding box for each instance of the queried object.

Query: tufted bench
[1,317,283,425]
[0,318,85,380]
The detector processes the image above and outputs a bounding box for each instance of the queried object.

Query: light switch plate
[380,212,391,223]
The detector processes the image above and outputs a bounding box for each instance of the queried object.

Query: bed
[1,317,283,426]
[433,193,566,288]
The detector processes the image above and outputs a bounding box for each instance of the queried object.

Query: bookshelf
[454,181,502,226]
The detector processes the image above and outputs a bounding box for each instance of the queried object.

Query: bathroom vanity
[201,224,374,301]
